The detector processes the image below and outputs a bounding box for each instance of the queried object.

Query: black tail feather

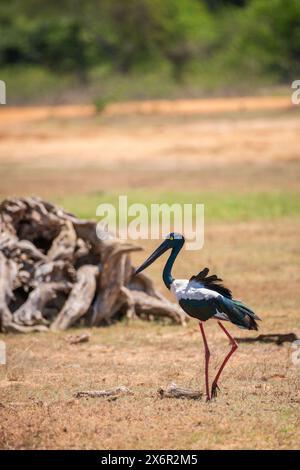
[190,267,232,299]
[220,298,260,331]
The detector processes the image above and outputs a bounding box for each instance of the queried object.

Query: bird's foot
[211,383,220,399]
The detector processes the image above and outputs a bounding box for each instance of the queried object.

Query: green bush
[0,0,298,101]
[227,0,300,80]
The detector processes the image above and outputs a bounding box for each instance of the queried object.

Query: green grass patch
[0,65,76,105]
[1,63,292,105]
[56,190,300,223]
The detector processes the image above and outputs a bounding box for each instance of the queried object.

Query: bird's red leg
[199,322,211,401]
[211,321,238,398]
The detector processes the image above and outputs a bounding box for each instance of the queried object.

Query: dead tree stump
[0,197,186,332]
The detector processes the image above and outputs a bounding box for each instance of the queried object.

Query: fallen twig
[74,386,133,399]
[158,383,202,400]
[66,333,90,344]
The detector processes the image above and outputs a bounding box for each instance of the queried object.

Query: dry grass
[0,219,300,450]
[0,96,299,449]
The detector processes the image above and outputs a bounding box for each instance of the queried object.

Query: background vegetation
[1,1,300,452]
[1,0,299,103]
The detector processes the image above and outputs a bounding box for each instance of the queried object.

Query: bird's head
[164,232,185,248]
[134,232,185,275]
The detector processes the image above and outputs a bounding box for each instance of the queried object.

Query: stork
[135,232,261,401]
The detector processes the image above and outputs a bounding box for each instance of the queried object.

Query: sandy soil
[0,96,298,167]
[0,219,299,450]
[0,96,299,449]
[0,96,299,198]
[0,95,293,122]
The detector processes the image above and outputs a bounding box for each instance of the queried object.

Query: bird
[135,232,261,401]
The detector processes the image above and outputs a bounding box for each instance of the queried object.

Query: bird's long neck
[163,244,182,290]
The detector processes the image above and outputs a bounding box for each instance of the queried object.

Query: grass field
[58,189,300,223]
[0,97,299,449]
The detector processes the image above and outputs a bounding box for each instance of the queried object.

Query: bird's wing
[172,279,260,330]
[172,280,224,321]
[189,267,232,299]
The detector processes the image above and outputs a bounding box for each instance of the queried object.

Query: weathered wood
[0,252,51,333]
[0,197,187,333]
[0,197,62,243]
[51,265,98,330]
[13,282,71,327]
[129,270,166,301]
[91,241,141,325]
[119,286,137,320]
[130,289,186,325]
[34,260,76,285]
[158,383,202,400]
[0,252,16,330]
[47,220,77,261]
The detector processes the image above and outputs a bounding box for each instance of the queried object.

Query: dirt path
[0,95,293,123]
[0,96,299,165]
[0,95,299,198]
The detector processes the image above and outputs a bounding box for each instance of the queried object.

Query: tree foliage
[0,0,299,83]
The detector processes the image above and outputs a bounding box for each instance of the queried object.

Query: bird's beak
[134,240,170,275]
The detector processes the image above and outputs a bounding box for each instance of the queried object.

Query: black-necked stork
[135,232,261,401]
